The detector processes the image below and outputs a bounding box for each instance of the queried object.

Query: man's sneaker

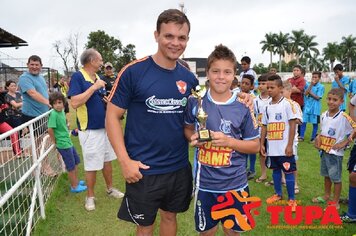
[85,197,95,211]
[266,194,282,204]
[107,188,124,199]
[247,171,256,180]
[79,180,86,186]
[341,213,356,223]
[288,200,297,212]
[70,185,87,193]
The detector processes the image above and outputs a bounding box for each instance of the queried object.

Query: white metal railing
[0,110,63,236]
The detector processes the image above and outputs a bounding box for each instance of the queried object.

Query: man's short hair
[258,73,269,82]
[80,48,99,66]
[333,64,343,71]
[28,55,42,65]
[267,74,283,87]
[156,9,190,33]
[241,56,251,64]
[206,44,237,72]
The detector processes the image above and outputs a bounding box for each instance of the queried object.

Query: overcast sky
[1,0,355,72]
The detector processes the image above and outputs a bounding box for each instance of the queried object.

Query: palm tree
[309,51,329,72]
[260,32,276,68]
[322,42,339,71]
[289,29,305,65]
[274,32,290,72]
[300,34,319,72]
[340,35,356,71]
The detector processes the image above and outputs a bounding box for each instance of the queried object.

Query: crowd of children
[227,61,356,224]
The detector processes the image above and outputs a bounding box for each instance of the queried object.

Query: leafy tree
[289,29,305,65]
[322,42,340,71]
[85,30,136,71]
[300,34,319,72]
[340,35,356,71]
[260,33,276,68]
[274,32,290,72]
[253,63,268,74]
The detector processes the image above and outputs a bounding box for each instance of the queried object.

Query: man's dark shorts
[118,164,193,226]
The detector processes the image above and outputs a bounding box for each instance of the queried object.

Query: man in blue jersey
[68,48,124,212]
[106,9,197,235]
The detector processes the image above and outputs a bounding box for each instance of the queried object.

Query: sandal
[255,177,267,183]
[265,180,274,186]
[294,186,300,194]
[327,201,340,210]
[312,196,328,204]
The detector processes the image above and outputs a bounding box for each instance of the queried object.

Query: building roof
[0,28,28,48]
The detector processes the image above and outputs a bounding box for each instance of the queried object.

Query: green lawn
[33,83,356,236]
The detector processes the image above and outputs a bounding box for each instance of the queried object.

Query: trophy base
[198,129,212,142]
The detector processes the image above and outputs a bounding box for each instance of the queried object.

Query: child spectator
[312,88,356,209]
[240,56,258,94]
[282,80,303,194]
[299,71,325,142]
[260,74,298,211]
[48,92,87,193]
[230,76,240,93]
[241,74,257,180]
[185,44,259,235]
[332,64,349,111]
[254,74,271,183]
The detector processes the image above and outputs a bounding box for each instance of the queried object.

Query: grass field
[33,83,356,236]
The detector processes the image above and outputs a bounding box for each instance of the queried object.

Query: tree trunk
[269,51,272,68]
[349,57,352,72]
[279,54,282,72]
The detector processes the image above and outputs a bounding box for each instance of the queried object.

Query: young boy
[282,80,303,194]
[185,44,259,235]
[241,74,257,180]
[332,64,349,111]
[299,71,325,142]
[260,74,298,211]
[254,74,271,183]
[240,56,258,94]
[313,88,356,209]
[48,92,87,193]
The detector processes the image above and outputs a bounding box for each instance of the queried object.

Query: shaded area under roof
[0,28,28,48]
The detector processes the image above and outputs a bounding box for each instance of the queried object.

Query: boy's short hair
[206,44,237,72]
[242,74,254,86]
[241,56,251,64]
[312,71,322,78]
[282,80,292,90]
[156,9,190,33]
[293,64,303,71]
[258,73,269,82]
[49,92,66,106]
[328,88,344,100]
[267,74,283,87]
[333,64,343,72]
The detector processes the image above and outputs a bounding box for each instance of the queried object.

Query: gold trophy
[191,86,212,142]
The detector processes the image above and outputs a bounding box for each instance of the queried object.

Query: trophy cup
[191,86,212,142]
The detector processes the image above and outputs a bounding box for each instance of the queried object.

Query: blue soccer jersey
[185,90,259,192]
[109,56,198,175]
[303,82,325,116]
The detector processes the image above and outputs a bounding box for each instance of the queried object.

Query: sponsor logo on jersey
[282,162,290,171]
[267,122,285,140]
[198,142,233,167]
[219,119,232,134]
[176,80,187,94]
[319,135,336,153]
[133,214,145,220]
[145,95,187,112]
